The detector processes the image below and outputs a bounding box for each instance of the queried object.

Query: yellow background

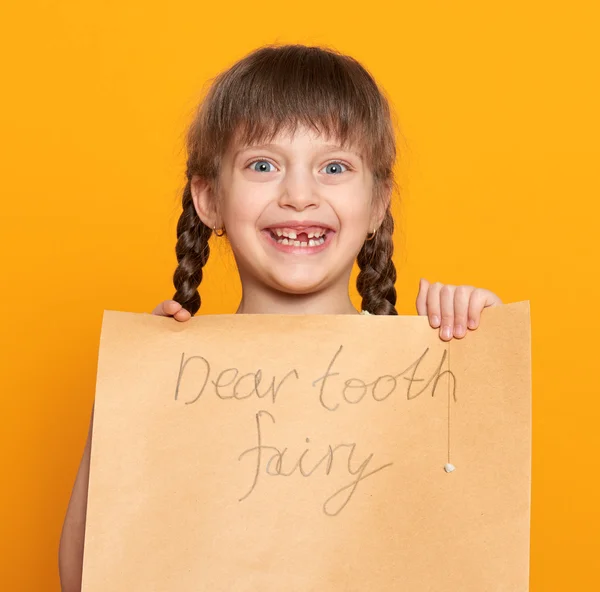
[1,1,598,590]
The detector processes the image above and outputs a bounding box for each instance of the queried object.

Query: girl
[59,43,501,591]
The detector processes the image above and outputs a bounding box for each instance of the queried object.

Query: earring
[365,228,377,241]
[213,225,226,237]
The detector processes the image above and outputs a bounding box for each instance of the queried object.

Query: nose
[278,166,320,211]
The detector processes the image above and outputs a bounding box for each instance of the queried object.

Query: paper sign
[82,301,531,591]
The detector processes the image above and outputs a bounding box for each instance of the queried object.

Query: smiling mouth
[268,228,328,247]
[262,226,334,252]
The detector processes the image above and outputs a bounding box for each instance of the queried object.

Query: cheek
[222,183,267,226]
[333,188,373,227]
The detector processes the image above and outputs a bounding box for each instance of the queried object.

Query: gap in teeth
[275,235,326,247]
[270,228,328,247]
[273,229,326,239]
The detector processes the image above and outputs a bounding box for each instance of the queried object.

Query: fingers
[438,284,455,341]
[425,282,442,329]
[415,278,429,316]
[418,279,502,341]
[152,300,177,316]
[173,307,192,322]
[151,300,192,322]
[467,288,501,330]
[453,285,473,338]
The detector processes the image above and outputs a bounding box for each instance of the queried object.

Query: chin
[266,271,329,296]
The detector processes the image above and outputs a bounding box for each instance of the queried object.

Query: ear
[190,175,220,229]
[370,183,392,230]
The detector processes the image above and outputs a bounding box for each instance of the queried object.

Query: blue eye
[322,162,348,175]
[248,160,349,174]
[249,160,275,173]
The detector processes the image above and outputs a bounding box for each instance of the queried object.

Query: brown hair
[173,43,399,315]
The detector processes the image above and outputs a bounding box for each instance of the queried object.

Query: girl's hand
[151,300,192,322]
[416,279,502,341]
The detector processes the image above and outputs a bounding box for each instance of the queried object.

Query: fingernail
[468,319,477,329]
[442,326,452,340]
[454,324,464,337]
[431,315,440,327]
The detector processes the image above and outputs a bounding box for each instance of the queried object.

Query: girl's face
[195,125,385,302]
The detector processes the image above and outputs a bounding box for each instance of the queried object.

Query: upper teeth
[273,229,327,239]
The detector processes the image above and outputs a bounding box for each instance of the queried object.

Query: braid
[172,179,212,316]
[356,208,398,315]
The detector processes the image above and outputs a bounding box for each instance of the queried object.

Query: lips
[263,220,336,245]
[261,221,335,253]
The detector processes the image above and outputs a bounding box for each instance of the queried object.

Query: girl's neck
[235,280,359,315]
